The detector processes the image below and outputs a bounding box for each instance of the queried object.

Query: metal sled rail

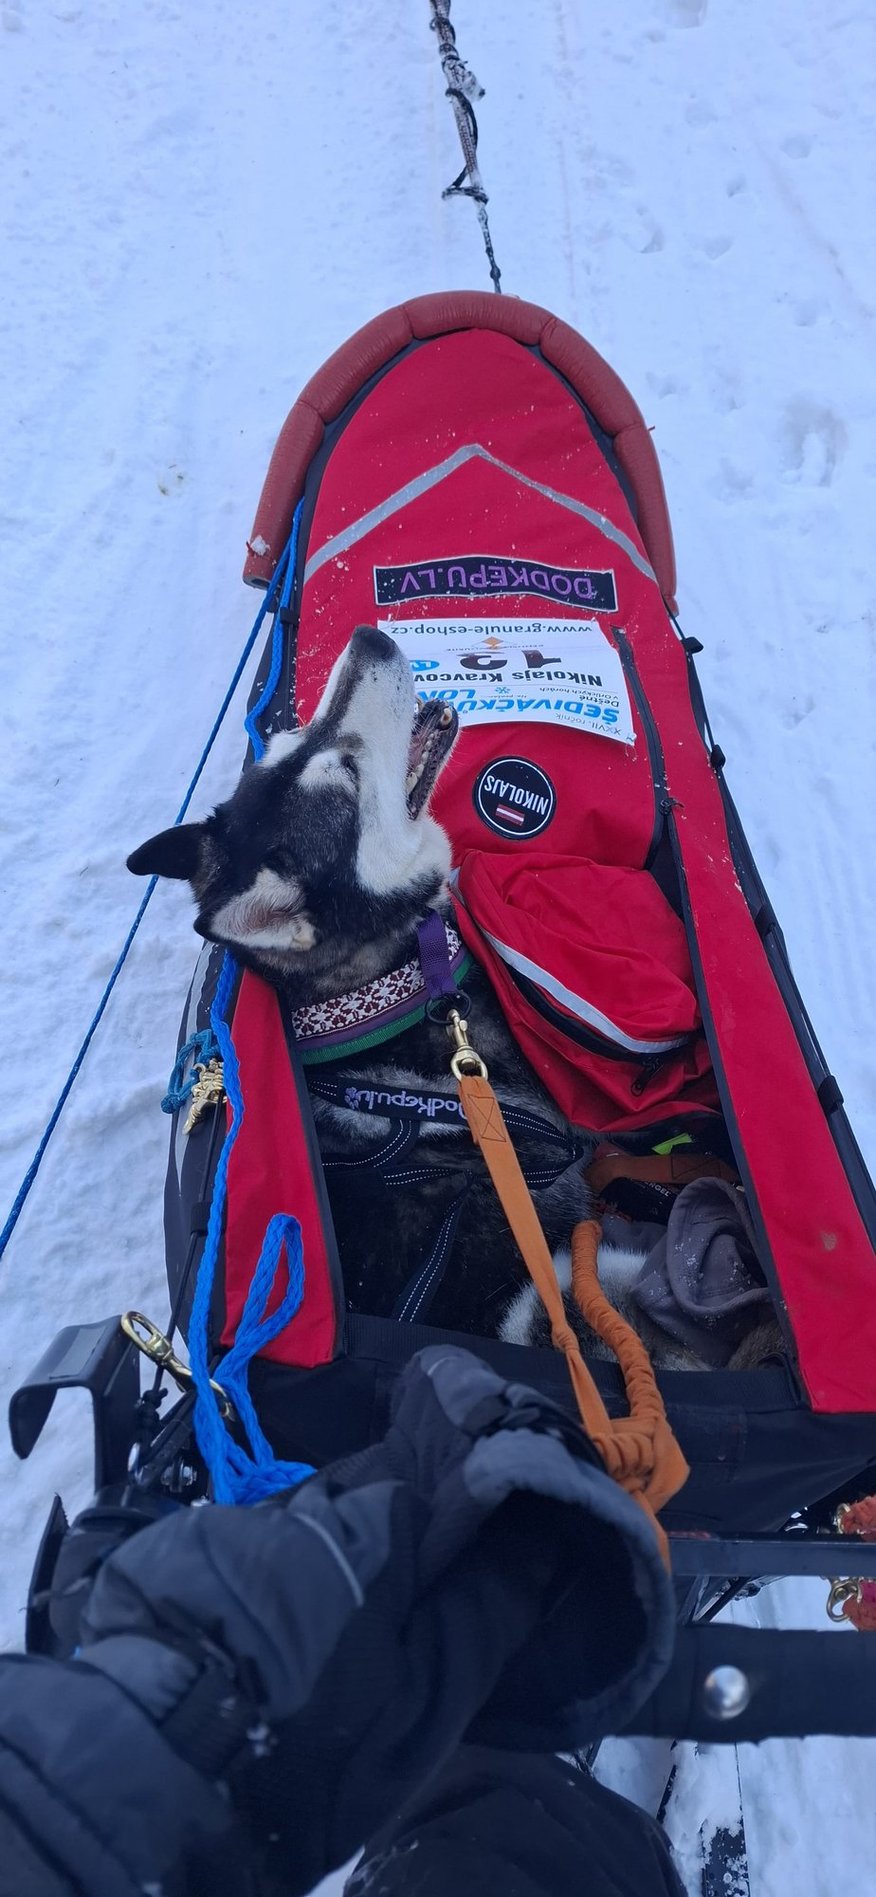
[10,1312,876,1744]
[668,1531,876,1580]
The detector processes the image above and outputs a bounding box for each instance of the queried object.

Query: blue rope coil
[187,950,315,1503]
[161,1028,221,1114]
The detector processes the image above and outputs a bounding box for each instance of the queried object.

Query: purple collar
[415,908,461,1005]
[290,916,472,1067]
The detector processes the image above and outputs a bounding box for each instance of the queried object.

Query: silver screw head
[703,1665,751,1720]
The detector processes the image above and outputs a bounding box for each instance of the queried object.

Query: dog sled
[13,297,876,1841]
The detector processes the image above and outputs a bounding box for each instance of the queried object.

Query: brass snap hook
[121,1312,235,1422]
[184,1057,226,1134]
[446,1007,488,1081]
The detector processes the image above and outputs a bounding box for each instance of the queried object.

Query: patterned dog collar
[290,921,472,1065]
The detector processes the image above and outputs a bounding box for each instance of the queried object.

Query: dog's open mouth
[405,699,458,816]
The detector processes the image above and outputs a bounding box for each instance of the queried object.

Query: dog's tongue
[405,700,457,815]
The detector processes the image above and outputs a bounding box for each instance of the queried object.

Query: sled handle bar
[623,1623,876,1741]
[668,1530,876,1581]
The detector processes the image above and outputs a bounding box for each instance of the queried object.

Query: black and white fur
[129,626,707,1366]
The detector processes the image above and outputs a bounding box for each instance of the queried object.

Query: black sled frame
[10,1309,876,1748]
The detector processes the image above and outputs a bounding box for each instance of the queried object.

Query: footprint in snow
[781,133,813,159]
[666,0,708,24]
[709,459,753,504]
[685,98,718,127]
[593,152,636,191]
[693,232,734,260]
[760,832,782,873]
[779,402,846,487]
[616,205,665,254]
[789,295,825,328]
[812,774,841,820]
[707,360,744,415]
[781,694,816,731]
[645,372,686,400]
[157,467,186,497]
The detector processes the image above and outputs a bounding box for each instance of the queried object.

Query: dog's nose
[351,624,401,663]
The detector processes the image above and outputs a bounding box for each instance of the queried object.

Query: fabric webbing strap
[456,1071,689,1564]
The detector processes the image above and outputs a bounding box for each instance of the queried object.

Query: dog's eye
[264,852,297,879]
[299,748,359,792]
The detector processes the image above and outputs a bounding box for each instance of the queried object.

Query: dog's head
[128,626,458,987]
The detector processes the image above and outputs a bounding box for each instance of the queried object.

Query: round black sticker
[473,756,557,840]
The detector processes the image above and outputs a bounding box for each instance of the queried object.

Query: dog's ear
[210,870,316,953]
[127,822,207,881]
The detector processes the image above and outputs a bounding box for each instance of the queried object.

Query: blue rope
[187,951,314,1502]
[244,501,302,762]
[160,1028,221,1114]
[0,536,294,1264]
[187,501,315,1501]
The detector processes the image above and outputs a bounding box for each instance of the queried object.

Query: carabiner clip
[825,1577,861,1623]
[121,1311,235,1422]
[446,1007,489,1081]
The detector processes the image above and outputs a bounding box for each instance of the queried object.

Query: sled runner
[13,295,876,1759]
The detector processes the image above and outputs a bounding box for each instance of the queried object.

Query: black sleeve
[347,1747,686,1897]
[0,1345,674,1897]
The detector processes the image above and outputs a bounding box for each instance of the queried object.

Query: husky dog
[128,625,709,1366]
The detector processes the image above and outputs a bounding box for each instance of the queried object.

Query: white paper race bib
[379,618,634,746]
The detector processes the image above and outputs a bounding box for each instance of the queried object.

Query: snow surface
[1,1,874,1891]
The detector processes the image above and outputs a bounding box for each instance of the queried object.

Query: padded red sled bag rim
[452,852,718,1131]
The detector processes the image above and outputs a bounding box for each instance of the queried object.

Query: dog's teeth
[405,764,424,796]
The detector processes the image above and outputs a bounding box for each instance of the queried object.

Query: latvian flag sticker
[473,757,557,840]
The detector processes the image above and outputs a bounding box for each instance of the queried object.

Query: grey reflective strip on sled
[478,927,688,1057]
[302,443,657,587]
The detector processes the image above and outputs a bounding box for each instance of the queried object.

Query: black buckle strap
[159,1650,269,1779]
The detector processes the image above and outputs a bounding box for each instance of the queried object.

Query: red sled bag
[452,851,718,1132]
[159,291,876,1426]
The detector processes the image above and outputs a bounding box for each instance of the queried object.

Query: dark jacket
[348,1746,686,1897]
[0,1345,674,1895]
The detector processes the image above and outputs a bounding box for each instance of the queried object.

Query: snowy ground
[1,2,874,1891]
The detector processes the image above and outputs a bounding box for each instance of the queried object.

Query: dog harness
[301,912,587,1324]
